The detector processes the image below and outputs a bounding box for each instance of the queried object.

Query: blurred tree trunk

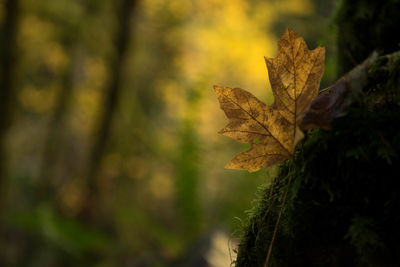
[37,0,93,204]
[38,44,79,202]
[0,0,19,263]
[85,0,137,216]
[0,0,19,217]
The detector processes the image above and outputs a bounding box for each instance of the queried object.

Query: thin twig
[318,84,334,94]
[264,164,293,267]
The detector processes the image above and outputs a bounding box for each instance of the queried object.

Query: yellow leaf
[214,28,325,172]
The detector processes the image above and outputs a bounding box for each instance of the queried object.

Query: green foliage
[0,0,337,265]
[8,204,110,265]
[175,120,202,240]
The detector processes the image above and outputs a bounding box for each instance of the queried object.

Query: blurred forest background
[0,0,336,266]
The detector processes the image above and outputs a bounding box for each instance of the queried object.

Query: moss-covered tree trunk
[235,1,400,266]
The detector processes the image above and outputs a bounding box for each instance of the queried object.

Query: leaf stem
[264,162,294,267]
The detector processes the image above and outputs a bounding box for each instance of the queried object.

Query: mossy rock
[235,51,400,267]
[235,0,400,264]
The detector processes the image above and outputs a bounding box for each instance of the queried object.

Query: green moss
[235,106,400,266]
[235,46,400,267]
[235,1,400,264]
[234,0,400,264]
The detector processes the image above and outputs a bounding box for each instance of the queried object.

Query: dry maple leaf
[214,28,325,172]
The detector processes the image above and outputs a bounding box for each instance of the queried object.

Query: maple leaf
[214,28,325,172]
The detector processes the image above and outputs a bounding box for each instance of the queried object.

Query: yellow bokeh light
[149,170,173,200]
[43,42,68,71]
[124,156,148,180]
[69,89,101,136]
[18,85,57,114]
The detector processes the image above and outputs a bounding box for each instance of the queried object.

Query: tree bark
[0,0,19,218]
[85,0,137,215]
